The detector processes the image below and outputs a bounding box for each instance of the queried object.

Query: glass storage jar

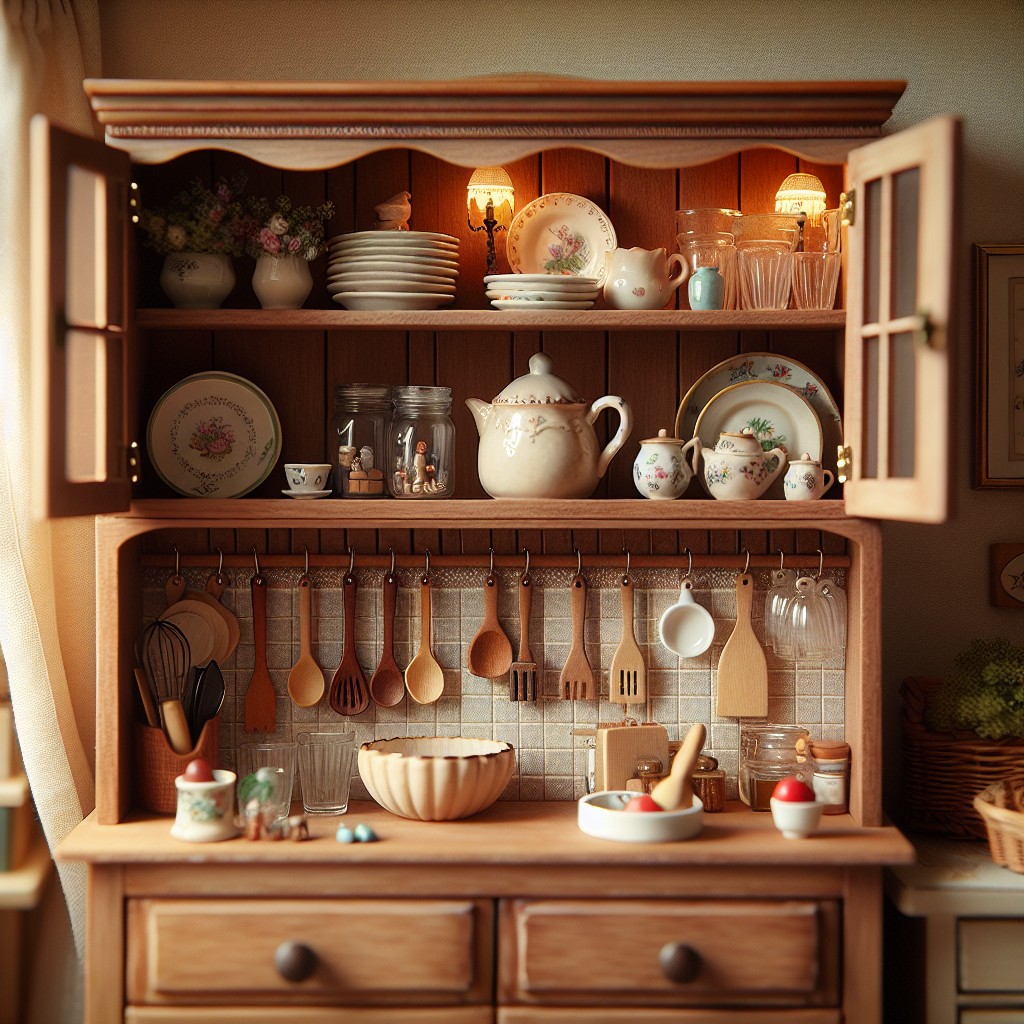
[739,723,810,809]
[388,386,454,499]
[330,384,392,498]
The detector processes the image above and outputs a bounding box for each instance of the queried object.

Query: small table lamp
[467,167,515,276]
[774,172,827,225]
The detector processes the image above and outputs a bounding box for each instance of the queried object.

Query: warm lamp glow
[467,167,515,276]
[774,172,827,226]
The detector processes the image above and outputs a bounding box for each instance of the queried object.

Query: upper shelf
[134,308,847,332]
[84,76,906,168]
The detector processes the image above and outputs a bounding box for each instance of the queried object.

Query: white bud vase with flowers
[245,196,334,309]
[137,176,247,309]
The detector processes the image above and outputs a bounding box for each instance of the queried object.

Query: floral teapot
[466,352,632,499]
[702,429,787,500]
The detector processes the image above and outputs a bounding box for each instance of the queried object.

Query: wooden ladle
[651,722,707,810]
[467,571,513,679]
[369,571,405,707]
[287,575,325,707]
[405,572,444,704]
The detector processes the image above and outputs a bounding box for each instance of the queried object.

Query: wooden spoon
[716,573,768,718]
[287,575,325,707]
[651,722,707,811]
[328,572,370,716]
[467,572,513,679]
[405,574,444,704]
[369,571,405,707]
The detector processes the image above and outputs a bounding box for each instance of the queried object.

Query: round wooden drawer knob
[659,942,702,984]
[274,941,318,982]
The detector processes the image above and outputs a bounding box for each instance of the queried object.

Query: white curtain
[1,0,102,987]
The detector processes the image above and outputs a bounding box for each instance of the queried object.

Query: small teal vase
[688,266,724,310]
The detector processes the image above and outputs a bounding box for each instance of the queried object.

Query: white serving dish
[577,790,704,843]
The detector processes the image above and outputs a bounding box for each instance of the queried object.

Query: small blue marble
[353,823,379,843]
[335,824,355,844]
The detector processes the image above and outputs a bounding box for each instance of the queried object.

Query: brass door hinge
[129,181,141,224]
[840,189,856,227]
[836,445,852,484]
[128,441,141,485]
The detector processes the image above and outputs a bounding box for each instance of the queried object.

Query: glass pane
[65,164,106,329]
[892,168,920,320]
[65,329,106,483]
[890,331,916,478]
[862,336,879,479]
[864,177,882,325]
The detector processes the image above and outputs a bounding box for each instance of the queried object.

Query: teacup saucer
[282,489,332,499]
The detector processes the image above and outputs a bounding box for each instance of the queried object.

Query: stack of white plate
[328,230,459,311]
[484,274,600,310]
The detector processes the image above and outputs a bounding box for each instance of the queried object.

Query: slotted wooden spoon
[609,573,646,708]
[559,572,594,700]
[369,570,405,707]
[405,572,444,704]
[468,571,513,679]
[329,571,369,716]
[287,575,325,707]
[243,570,276,733]
[716,572,768,718]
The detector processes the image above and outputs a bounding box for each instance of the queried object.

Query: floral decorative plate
[147,372,282,498]
[506,193,617,281]
[674,352,843,475]
[693,379,822,499]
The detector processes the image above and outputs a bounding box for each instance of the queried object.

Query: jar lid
[694,753,719,772]
[640,428,685,446]
[809,739,850,757]
[493,352,584,405]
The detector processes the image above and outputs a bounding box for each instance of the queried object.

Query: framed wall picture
[990,543,1024,608]
[976,243,1024,487]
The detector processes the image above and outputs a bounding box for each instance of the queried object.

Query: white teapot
[633,429,702,499]
[703,429,787,500]
[466,352,632,499]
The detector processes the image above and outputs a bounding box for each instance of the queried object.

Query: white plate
[486,289,600,302]
[331,239,459,254]
[693,379,823,499]
[327,269,456,286]
[147,372,281,498]
[281,489,331,499]
[333,291,456,311]
[674,352,843,477]
[329,230,458,246]
[506,193,616,280]
[491,298,594,311]
[485,273,600,290]
[328,279,456,296]
[329,245,459,261]
[329,255,459,271]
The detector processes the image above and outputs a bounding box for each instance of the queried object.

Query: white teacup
[285,463,332,492]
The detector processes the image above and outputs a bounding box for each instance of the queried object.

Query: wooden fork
[328,572,369,716]
[559,573,594,700]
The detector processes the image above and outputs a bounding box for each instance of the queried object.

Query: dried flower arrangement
[137,175,248,256]
[244,195,335,261]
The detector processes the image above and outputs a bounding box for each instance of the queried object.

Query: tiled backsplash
[142,564,847,801]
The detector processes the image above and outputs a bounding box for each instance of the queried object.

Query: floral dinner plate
[147,372,282,498]
[693,379,822,499]
[506,193,616,281]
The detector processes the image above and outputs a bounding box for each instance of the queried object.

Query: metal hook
[574,548,582,577]
[252,548,261,576]
[389,547,396,575]
[422,549,431,582]
[742,549,750,574]
[682,547,692,579]
[216,547,224,576]
[348,547,356,575]
[488,547,495,576]
[303,546,309,577]
[778,548,785,571]
[816,549,824,579]
[173,545,180,578]
[622,546,631,582]
[521,547,530,581]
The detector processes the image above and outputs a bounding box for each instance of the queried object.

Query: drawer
[499,898,840,1008]
[126,898,493,1006]
[959,919,1024,993]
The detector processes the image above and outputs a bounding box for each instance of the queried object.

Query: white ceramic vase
[252,253,313,310]
[159,252,235,309]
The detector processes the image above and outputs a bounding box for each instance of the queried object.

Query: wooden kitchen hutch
[41,78,957,1022]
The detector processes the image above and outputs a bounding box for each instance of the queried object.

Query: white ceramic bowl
[577,790,704,843]
[357,736,515,821]
[770,797,825,839]
[284,463,332,492]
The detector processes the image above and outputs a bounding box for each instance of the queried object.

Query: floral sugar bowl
[633,429,702,499]
[703,429,787,500]
[784,453,835,501]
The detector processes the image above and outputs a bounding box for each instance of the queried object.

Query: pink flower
[216,182,232,202]
[259,227,281,253]
[207,438,229,455]
[287,236,301,253]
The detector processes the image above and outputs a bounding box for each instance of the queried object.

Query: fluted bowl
[357,736,515,821]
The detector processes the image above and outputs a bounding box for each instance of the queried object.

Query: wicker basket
[974,780,1024,873]
[133,717,219,814]
[901,677,1024,840]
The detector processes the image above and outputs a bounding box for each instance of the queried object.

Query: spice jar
[388,386,455,499]
[692,754,726,812]
[809,739,850,815]
[330,384,392,498]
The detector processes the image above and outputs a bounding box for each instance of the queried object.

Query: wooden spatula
[716,573,768,718]
[328,572,370,716]
[609,574,646,709]
[560,573,594,700]
[243,571,276,733]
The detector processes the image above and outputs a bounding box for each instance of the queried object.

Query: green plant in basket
[926,637,1024,740]
[137,174,248,256]
[244,195,335,261]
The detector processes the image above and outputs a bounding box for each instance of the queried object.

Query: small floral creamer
[632,430,702,500]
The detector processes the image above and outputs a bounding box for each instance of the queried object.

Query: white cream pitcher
[602,246,688,310]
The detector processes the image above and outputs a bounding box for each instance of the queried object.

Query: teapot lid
[716,428,763,452]
[640,428,684,445]
[493,352,584,405]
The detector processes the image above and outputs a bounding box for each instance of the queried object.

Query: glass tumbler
[791,252,841,310]
[677,233,738,310]
[737,247,793,309]
[297,730,357,815]
[237,741,297,823]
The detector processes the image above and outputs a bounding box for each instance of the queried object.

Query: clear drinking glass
[237,741,297,822]
[737,247,793,309]
[297,730,357,814]
[791,252,841,310]
[677,233,738,310]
